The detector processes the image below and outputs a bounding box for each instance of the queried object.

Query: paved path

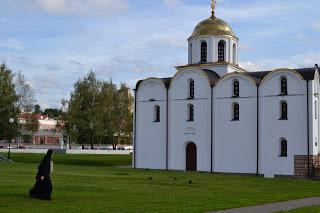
[210,197,320,213]
[0,155,14,163]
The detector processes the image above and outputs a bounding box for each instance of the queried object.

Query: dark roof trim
[247,68,317,85]
[135,78,172,91]
[135,67,318,90]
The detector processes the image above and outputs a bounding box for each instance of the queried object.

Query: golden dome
[191,15,236,38]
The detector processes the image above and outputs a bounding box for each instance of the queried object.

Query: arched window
[200,41,207,63]
[189,43,193,64]
[233,43,237,64]
[280,77,287,95]
[280,101,288,120]
[233,80,239,97]
[188,104,194,121]
[280,139,288,157]
[189,79,195,99]
[218,40,226,62]
[154,105,160,122]
[232,103,240,121]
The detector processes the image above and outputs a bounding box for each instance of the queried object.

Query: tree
[34,105,41,114]
[0,63,19,141]
[20,113,40,144]
[62,71,134,149]
[111,83,133,149]
[67,71,101,149]
[43,108,63,118]
[14,71,36,113]
[14,71,39,143]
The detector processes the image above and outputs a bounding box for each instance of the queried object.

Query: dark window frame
[279,101,288,120]
[189,80,195,99]
[200,42,207,63]
[218,40,226,62]
[233,80,240,97]
[280,139,288,157]
[188,104,194,122]
[232,103,240,121]
[280,77,288,95]
[154,105,160,122]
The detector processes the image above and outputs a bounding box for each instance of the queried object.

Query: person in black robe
[29,149,53,200]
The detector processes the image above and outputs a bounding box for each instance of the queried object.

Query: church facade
[133,3,320,178]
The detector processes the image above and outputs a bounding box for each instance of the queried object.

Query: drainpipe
[166,88,169,171]
[133,89,137,169]
[307,80,310,179]
[211,86,213,173]
[256,85,259,176]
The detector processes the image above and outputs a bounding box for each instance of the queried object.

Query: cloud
[240,52,320,72]
[238,43,252,52]
[164,0,181,7]
[313,21,320,32]
[6,0,129,16]
[0,39,24,50]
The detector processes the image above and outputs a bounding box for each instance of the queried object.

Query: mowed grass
[1,153,320,213]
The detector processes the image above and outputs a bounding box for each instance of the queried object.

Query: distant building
[19,114,63,145]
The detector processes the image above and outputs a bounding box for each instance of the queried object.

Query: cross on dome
[211,0,217,16]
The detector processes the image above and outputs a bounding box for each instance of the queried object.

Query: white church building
[133,2,320,178]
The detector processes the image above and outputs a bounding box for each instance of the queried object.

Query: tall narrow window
[280,101,288,120]
[201,42,207,63]
[280,139,288,157]
[189,43,193,64]
[315,100,318,119]
[154,105,160,122]
[233,80,239,97]
[232,103,240,121]
[233,44,237,64]
[189,80,195,99]
[280,77,287,95]
[188,104,194,121]
[218,40,226,62]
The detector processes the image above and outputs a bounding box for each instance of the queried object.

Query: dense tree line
[61,71,133,149]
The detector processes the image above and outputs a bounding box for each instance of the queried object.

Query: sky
[0,0,319,108]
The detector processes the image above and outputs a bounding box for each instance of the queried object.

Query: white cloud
[164,0,181,7]
[0,39,24,50]
[313,21,320,32]
[240,52,320,72]
[8,0,129,16]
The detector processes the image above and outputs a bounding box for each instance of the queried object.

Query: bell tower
[183,0,243,75]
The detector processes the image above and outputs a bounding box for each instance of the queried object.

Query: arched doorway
[186,143,197,171]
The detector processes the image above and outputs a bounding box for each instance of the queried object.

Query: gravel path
[209,197,320,213]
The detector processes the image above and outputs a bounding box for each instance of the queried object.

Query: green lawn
[1,153,320,213]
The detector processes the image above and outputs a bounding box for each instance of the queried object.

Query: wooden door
[186,143,197,171]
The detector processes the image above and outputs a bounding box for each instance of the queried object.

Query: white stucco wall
[259,71,308,177]
[168,69,212,172]
[134,67,318,178]
[213,75,257,173]
[135,79,167,169]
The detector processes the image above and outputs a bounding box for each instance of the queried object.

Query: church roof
[135,77,172,91]
[135,68,318,91]
[201,69,220,86]
[247,68,317,85]
[191,15,236,38]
